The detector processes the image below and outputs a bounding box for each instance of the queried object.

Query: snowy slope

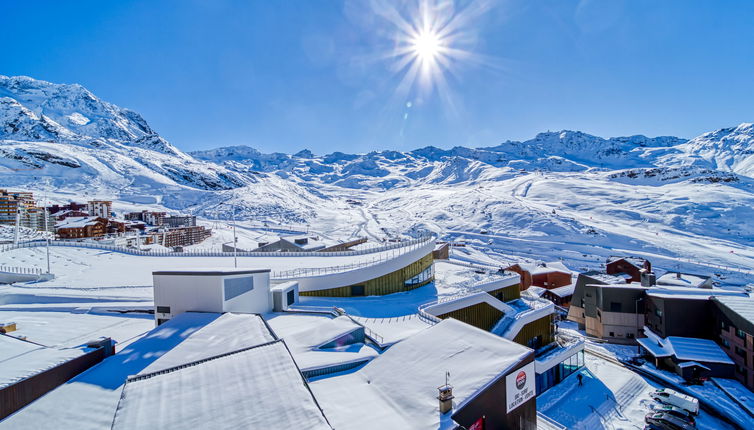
[1,75,753,282]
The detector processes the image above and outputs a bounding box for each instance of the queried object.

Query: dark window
[735,346,746,357]
[351,285,365,296]
[737,365,746,374]
[287,289,295,306]
[627,333,635,339]
[722,338,730,348]
[157,318,169,326]
[597,309,601,318]
[156,306,171,314]
[610,302,621,312]
[655,308,663,317]
[736,329,746,339]
[609,332,615,337]
[224,277,254,300]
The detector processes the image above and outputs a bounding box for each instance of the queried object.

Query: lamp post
[635,297,644,356]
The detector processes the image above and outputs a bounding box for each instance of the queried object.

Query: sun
[411,29,443,63]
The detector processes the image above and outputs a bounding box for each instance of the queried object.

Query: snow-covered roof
[548,283,576,298]
[656,272,711,288]
[514,261,572,275]
[2,312,276,430]
[0,334,87,389]
[309,318,532,430]
[265,313,379,372]
[55,216,104,229]
[111,341,332,430]
[607,256,646,269]
[582,271,627,284]
[639,328,734,364]
[646,286,747,300]
[713,296,754,329]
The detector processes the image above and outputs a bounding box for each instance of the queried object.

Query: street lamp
[635,297,644,356]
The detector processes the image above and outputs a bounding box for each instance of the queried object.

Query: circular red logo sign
[516,371,527,389]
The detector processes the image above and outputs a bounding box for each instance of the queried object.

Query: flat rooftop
[0,335,87,390]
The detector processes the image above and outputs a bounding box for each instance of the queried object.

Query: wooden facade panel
[487,284,521,302]
[437,302,504,332]
[302,253,434,297]
[512,315,554,349]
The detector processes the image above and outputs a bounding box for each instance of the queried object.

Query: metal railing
[0,235,435,259]
[0,266,44,275]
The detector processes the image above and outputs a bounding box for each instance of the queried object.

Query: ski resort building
[606,256,649,283]
[638,327,735,381]
[712,296,754,390]
[506,261,572,291]
[86,201,112,219]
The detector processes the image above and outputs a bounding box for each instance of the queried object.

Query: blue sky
[2,0,753,154]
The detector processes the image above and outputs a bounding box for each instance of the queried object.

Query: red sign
[469,416,484,430]
[516,371,527,389]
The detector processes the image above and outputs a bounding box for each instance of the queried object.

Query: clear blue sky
[2,0,753,154]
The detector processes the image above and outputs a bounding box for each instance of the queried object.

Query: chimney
[676,272,682,279]
[640,267,656,287]
[438,372,454,414]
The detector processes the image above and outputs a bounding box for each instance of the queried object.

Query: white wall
[293,240,435,292]
[223,272,271,314]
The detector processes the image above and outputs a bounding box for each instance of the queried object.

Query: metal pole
[232,205,238,268]
[635,297,643,356]
[44,207,50,273]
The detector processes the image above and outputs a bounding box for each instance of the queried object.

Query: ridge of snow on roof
[607,256,646,268]
[54,216,104,229]
[111,340,332,430]
[309,318,532,430]
[656,272,711,288]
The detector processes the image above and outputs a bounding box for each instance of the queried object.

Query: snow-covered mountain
[0,75,249,192]
[2,75,753,278]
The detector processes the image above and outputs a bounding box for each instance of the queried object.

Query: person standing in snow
[577,373,583,386]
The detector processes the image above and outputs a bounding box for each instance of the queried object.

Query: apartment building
[712,296,754,390]
[87,201,112,219]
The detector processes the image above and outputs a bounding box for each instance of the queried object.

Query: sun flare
[411,30,443,63]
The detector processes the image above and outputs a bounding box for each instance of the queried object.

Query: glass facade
[536,350,585,395]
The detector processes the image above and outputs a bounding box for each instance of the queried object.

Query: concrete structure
[271,281,300,312]
[163,215,196,228]
[0,189,53,232]
[580,283,648,344]
[152,268,272,325]
[296,239,436,297]
[567,271,627,330]
[149,225,211,248]
[86,200,112,219]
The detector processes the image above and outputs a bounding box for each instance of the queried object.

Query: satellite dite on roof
[152,268,272,325]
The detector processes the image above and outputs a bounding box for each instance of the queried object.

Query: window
[627,333,635,339]
[736,329,747,340]
[609,332,615,337]
[722,338,730,348]
[224,277,254,300]
[737,365,746,374]
[287,289,296,306]
[610,302,621,312]
[156,306,171,314]
[735,346,746,357]
[351,285,365,296]
[654,308,663,317]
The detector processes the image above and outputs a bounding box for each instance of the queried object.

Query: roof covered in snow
[309,318,533,430]
[547,283,576,298]
[646,286,747,301]
[638,328,734,364]
[712,296,754,335]
[55,216,105,229]
[2,312,275,430]
[656,272,712,288]
[606,256,647,269]
[0,334,87,389]
[111,341,332,430]
[512,261,572,275]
